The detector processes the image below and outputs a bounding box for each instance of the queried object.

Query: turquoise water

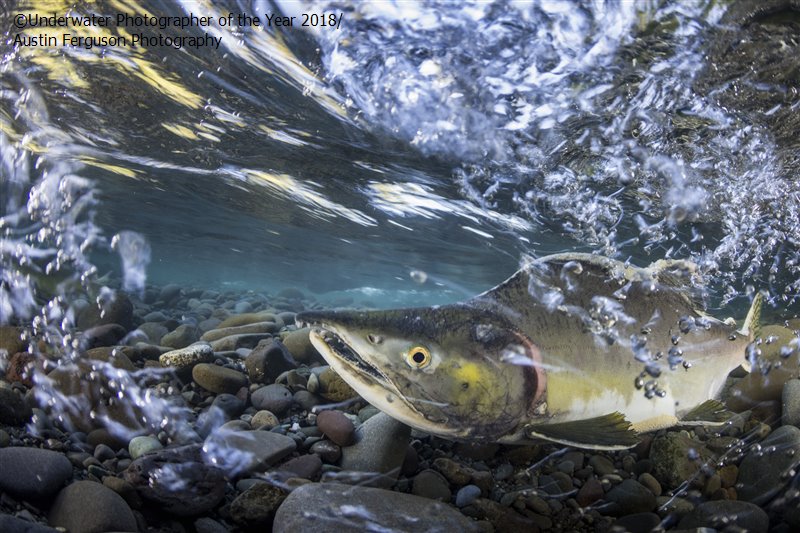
[2,0,798,318]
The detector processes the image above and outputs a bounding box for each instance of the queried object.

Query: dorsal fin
[739,292,763,340]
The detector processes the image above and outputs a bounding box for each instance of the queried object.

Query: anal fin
[524,412,639,451]
[680,399,733,427]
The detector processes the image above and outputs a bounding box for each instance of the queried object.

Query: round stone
[251,410,280,429]
[412,469,451,501]
[159,343,213,370]
[0,447,73,499]
[316,410,356,447]
[49,480,137,533]
[128,435,163,460]
[251,384,293,415]
[455,484,482,507]
[192,363,248,394]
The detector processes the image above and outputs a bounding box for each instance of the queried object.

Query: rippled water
[1,0,800,528]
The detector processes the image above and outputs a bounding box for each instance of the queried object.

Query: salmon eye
[406,346,431,369]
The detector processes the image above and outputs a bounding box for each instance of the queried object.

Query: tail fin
[739,292,763,340]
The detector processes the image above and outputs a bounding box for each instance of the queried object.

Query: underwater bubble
[409,270,428,284]
[111,231,151,297]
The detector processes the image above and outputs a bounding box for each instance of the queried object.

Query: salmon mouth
[308,326,385,382]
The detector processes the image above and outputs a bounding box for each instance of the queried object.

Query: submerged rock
[230,483,289,528]
[737,424,800,505]
[49,480,138,533]
[339,412,411,487]
[192,363,248,394]
[0,447,73,499]
[159,343,213,371]
[678,500,768,533]
[649,432,712,489]
[273,482,480,533]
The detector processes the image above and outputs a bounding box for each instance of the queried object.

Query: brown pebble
[718,465,738,489]
[576,478,604,507]
[638,473,662,497]
[316,410,355,447]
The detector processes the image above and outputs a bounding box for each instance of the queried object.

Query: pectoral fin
[524,412,639,450]
[680,399,733,427]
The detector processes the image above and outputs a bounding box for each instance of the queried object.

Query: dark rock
[273,482,480,533]
[293,390,320,411]
[161,324,199,349]
[143,311,168,322]
[202,429,296,476]
[0,447,73,499]
[603,479,656,516]
[589,454,616,476]
[5,351,38,387]
[678,500,768,533]
[412,469,451,501]
[0,382,33,425]
[433,457,473,486]
[576,477,604,507]
[0,514,59,533]
[194,517,229,533]
[81,323,126,349]
[0,325,27,355]
[469,498,538,530]
[310,440,341,463]
[77,292,134,331]
[251,384,293,415]
[612,512,661,533]
[102,475,142,509]
[83,346,136,370]
[123,444,226,516]
[316,410,356,446]
[456,484,482,507]
[192,363,248,394]
[158,284,182,304]
[738,424,800,504]
[245,338,297,383]
[278,454,322,480]
[210,333,273,351]
[230,483,289,528]
[212,393,245,417]
[93,443,116,461]
[49,480,137,533]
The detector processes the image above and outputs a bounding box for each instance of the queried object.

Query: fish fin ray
[524,412,639,450]
[680,399,733,426]
[739,292,763,340]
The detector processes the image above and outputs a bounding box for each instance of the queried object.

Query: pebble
[143,310,168,322]
[589,454,616,476]
[604,479,656,516]
[251,384,294,415]
[317,367,359,401]
[0,325,27,354]
[433,457,473,486]
[93,443,116,461]
[81,323,127,348]
[159,343,213,370]
[202,429,296,476]
[217,312,278,328]
[229,483,289,528]
[0,447,73,499]
[273,482,480,533]
[84,346,136,370]
[5,351,38,387]
[782,378,800,427]
[456,484,483,507]
[278,454,322,480]
[281,327,321,363]
[161,324,200,349]
[245,338,297,383]
[201,322,280,342]
[412,469,451,501]
[340,412,411,487]
[194,517,229,533]
[102,475,142,509]
[576,477,604,507]
[158,284,182,303]
[612,512,661,533]
[0,514,59,533]
[649,432,711,489]
[128,435,163,460]
[210,333,273,351]
[678,500,768,533]
[293,390,320,411]
[638,472,662,497]
[0,382,33,425]
[310,440,341,463]
[49,480,137,533]
[77,291,134,330]
[251,410,280,429]
[124,444,226,516]
[192,363,248,394]
[316,409,356,446]
[737,424,800,504]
